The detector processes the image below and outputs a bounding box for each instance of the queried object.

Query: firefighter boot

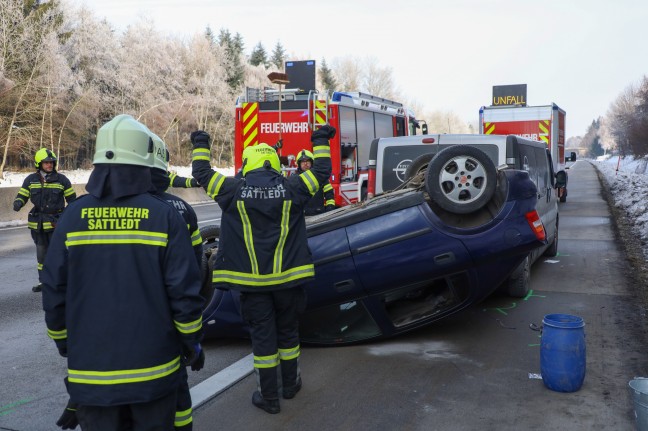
[252,391,280,414]
[282,377,302,400]
[32,283,42,292]
[281,357,302,399]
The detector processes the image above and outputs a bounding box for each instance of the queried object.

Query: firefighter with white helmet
[13,148,76,292]
[41,114,204,430]
[191,124,335,414]
[296,149,336,215]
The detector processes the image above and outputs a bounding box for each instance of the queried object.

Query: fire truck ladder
[308,90,329,131]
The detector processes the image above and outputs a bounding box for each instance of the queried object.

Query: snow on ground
[592,155,648,261]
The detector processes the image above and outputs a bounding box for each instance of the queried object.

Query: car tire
[200,225,221,307]
[404,153,434,188]
[425,145,497,214]
[505,256,531,298]
[543,217,559,257]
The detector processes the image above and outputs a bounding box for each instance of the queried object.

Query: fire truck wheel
[404,153,434,189]
[425,145,496,214]
[200,225,222,309]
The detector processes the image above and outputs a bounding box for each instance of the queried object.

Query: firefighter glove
[311,124,336,141]
[56,340,68,358]
[190,131,211,149]
[56,399,79,430]
[13,201,21,212]
[182,343,205,371]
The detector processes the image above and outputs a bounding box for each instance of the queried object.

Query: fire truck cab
[234,60,426,206]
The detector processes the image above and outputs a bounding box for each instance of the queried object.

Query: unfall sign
[492,84,527,107]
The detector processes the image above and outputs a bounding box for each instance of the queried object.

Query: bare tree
[605,83,638,156]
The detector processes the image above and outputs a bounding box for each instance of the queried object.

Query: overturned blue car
[198,145,547,345]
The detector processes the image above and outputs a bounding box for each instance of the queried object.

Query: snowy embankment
[594,155,648,260]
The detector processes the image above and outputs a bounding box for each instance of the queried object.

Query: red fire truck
[234,60,426,206]
[479,103,570,201]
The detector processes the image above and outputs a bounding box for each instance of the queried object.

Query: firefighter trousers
[76,389,176,431]
[175,366,193,430]
[30,228,53,281]
[240,286,306,400]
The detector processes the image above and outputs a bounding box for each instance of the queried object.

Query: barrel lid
[542,313,584,328]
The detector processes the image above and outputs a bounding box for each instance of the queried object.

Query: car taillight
[525,210,546,241]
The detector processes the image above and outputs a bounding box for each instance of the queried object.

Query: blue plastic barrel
[540,314,586,392]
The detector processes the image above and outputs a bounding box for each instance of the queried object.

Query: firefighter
[13,148,76,292]
[41,114,205,430]
[296,149,336,215]
[191,124,335,414]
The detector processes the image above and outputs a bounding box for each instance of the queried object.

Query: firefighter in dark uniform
[41,114,205,430]
[296,149,336,215]
[13,148,76,292]
[191,125,335,414]
[151,136,203,431]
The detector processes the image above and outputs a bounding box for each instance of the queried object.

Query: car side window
[518,144,538,187]
[534,147,550,190]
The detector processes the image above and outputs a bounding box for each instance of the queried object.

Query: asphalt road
[2,162,646,430]
[192,161,647,430]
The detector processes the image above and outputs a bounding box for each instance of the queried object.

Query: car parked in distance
[198,144,548,345]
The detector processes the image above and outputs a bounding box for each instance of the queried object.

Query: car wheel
[425,145,497,214]
[200,225,221,307]
[404,153,434,189]
[505,256,530,298]
[543,217,559,257]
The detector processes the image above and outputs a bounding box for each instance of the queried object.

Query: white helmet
[93,114,158,167]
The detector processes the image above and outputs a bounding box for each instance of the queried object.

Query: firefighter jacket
[167,171,199,190]
[192,141,332,293]
[296,167,335,216]
[41,192,204,406]
[14,171,76,231]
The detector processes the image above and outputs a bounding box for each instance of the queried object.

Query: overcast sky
[75,0,646,139]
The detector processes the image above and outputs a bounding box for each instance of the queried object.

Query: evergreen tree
[319,58,337,92]
[249,42,268,67]
[270,41,286,70]
[217,28,244,92]
[205,25,216,46]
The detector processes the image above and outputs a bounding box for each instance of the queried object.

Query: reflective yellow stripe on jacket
[174,317,203,335]
[68,356,181,385]
[47,328,67,340]
[273,201,291,273]
[65,231,168,247]
[213,265,314,286]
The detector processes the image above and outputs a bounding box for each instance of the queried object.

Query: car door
[346,203,472,297]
